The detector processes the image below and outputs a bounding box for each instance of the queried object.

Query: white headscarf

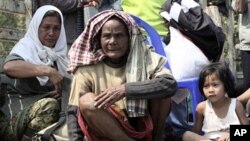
[10,5,71,85]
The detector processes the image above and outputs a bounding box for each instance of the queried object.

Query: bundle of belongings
[159,1,226,137]
[160,0,225,62]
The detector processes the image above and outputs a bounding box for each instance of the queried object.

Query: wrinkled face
[100,18,129,63]
[203,73,226,103]
[38,16,61,48]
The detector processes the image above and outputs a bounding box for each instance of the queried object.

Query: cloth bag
[33,78,71,141]
[84,4,99,25]
[36,123,69,141]
[161,0,225,62]
[164,26,210,80]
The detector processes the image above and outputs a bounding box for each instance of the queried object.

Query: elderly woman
[67,10,177,141]
[1,5,71,141]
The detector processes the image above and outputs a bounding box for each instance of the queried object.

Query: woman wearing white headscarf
[1,5,71,141]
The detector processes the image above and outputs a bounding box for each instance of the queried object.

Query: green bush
[0,11,25,29]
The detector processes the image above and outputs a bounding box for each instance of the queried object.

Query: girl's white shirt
[202,98,240,139]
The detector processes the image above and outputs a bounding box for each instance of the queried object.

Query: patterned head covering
[68,9,137,72]
[10,5,71,85]
[68,9,167,117]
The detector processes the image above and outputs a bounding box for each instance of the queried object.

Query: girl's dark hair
[198,62,236,98]
[43,10,61,24]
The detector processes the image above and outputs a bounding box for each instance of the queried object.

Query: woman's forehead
[103,18,125,27]
[101,17,129,32]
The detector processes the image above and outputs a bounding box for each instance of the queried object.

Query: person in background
[98,0,122,11]
[232,0,250,121]
[231,0,250,94]
[182,62,249,141]
[1,5,71,141]
[67,9,177,141]
[82,0,122,26]
[121,0,168,37]
[237,88,250,118]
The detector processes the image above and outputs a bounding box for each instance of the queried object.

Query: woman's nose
[48,29,55,35]
[109,36,117,44]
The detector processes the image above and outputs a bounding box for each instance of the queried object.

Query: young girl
[182,62,249,141]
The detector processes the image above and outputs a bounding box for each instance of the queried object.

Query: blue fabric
[131,14,170,69]
[177,77,204,121]
[166,98,193,137]
[131,15,195,138]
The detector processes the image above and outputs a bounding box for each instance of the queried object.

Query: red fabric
[78,107,153,141]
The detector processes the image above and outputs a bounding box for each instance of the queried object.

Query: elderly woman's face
[38,16,61,48]
[100,18,129,63]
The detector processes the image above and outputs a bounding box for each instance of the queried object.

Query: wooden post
[226,0,238,79]
[199,0,207,9]
[203,5,222,27]
[25,0,32,30]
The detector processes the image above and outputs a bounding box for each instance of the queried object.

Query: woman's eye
[54,26,61,32]
[42,26,50,31]
[102,34,111,39]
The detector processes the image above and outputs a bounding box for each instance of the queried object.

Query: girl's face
[203,73,226,103]
[100,18,129,63]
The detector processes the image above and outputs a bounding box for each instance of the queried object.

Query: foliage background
[0,11,25,55]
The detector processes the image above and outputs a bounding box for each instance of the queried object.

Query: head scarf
[68,9,167,117]
[10,5,71,85]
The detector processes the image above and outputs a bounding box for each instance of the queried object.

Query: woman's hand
[94,85,125,109]
[47,90,61,100]
[48,67,63,95]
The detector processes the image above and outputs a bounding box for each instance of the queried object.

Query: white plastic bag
[164,26,210,80]
[84,5,98,25]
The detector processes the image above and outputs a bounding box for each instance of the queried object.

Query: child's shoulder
[196,100,207,114]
